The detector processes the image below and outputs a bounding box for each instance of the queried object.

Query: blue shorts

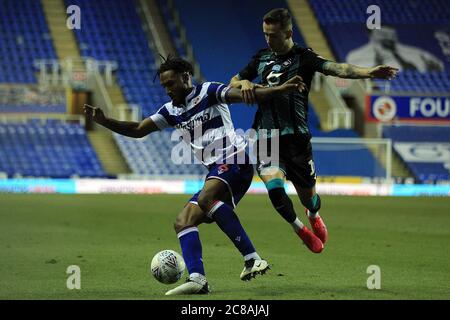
[189,163,254,208]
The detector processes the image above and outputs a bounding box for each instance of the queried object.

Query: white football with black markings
[150,250,185,284]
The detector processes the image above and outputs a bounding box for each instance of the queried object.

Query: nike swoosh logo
[255,262,262,268]
[266,60,275,66]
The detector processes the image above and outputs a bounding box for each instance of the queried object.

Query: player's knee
[174,214,192,234]
[265,178,285,191]
[196,192,215,213]
[301,193,321,213]
[173,217,185,234]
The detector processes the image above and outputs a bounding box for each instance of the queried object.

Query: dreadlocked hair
[157,54,194,77]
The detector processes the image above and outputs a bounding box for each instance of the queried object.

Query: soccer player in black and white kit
[230,8,398,253]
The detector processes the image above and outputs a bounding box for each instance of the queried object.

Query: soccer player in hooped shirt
[230,8,398,253]
[84,56,305,295]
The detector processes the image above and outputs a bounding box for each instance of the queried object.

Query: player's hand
[369,65,399,80]
[279,75,306,93]
[83,104,106,124]
[240,80,263,105]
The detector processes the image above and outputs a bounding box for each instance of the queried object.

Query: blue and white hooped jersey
[150,82,246,166]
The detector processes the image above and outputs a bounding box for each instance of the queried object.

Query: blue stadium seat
[0,0,57,84]
[383,125,450,183]
[309,0,450,93]
[114,131,207,176]
[0,120,107,178]
[68,0,165,118]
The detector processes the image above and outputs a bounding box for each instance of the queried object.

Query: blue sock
[178,226,205,276]
[208,201,257,258]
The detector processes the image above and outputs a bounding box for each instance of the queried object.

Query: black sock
[301,194,321,214]
[268,188,297,223]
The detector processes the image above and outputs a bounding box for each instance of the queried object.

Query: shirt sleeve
[149,106,174,130]
[206,82,231,105]
[303,48,330,73]
[237,52,261,81]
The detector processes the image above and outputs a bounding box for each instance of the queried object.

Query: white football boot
[165,274,210,296]
[240,258,270,281]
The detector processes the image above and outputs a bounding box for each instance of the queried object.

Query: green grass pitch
[0,194,449,300]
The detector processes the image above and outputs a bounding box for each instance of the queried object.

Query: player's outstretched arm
[322,62,399,80]
[83,104,159,138]
[229,75,263,105]
[226,76,306,104]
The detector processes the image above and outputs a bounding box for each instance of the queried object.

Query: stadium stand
[156,0,187,58]
[0,120,106,178]
[382,125,450,183]
[309,0,450,25]
[168,0,385,178]
[309,0,450,92]
[373,70,450,93]
[66,0,196,176]
[67,0,167,119]
[172,0,307,83]
[0,1,107,178]
[169,0,308,131]
[0,0,57,83]
[0,0,391,179]
[113,127,386,178]
[114,131,207,176]
[314,144,386,177]
[0,85,67,114]
[307,0,449,180]
[312,129,387,178]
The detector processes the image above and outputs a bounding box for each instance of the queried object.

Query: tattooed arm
[322,61,398,80]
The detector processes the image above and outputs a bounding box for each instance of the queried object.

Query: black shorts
[255,134,317,188]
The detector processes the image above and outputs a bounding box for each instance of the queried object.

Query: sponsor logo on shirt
[267,71,284,86]
[176,112,211,131]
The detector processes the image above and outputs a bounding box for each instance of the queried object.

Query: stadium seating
[309,0,450,93]
[308,0,450,181]
[172,0,307,84]
[382,125,450,183]
[113,103,322,176]
[167,0,385,178]
[170,0,309,131]
[114,126,387,178]
[114,131,207,176]
[68,0,200,176]
[68,0,167,119]
[0,0,57,84]
[0,103,66,114]
[156,0,187,58]
[311,128,386,178]
[373,70,450,93]
[314,144,386,177]
[310,0,450,25]
[0,120,107,178]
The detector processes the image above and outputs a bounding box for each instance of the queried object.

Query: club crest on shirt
[272,64,282,72]
[218,164,229,174]
[192,96,202,106]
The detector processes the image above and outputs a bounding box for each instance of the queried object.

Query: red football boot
[297,225,324,253]
[306,209,328,244]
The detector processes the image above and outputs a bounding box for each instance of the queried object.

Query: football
[150,250,186,284]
